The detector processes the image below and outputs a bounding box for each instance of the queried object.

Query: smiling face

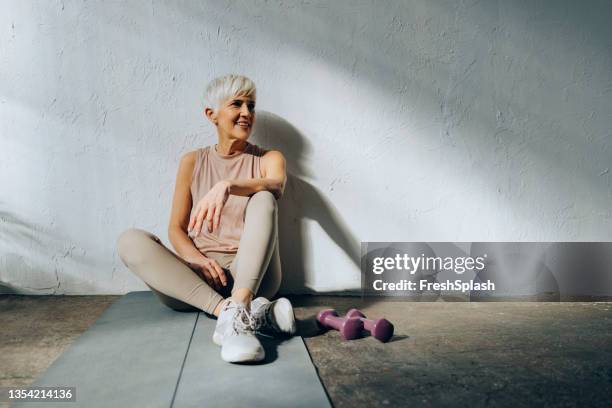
[206,94,256,142]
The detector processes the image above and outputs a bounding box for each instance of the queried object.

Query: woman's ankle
[212,298,228,317]
[231,288,254,308]
[212,289,254,316]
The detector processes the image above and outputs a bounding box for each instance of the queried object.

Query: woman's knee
[116,228,156,265]
[147,283,200,313]
[246,190,277,215]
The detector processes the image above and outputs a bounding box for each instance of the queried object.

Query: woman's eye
[248,104,255,111]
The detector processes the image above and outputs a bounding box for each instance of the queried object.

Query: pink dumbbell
[346,309,394,342]
[316,309,364,340]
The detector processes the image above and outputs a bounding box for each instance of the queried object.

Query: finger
[194,206,207,236]
[194,207,204,236]
[211,261,227,286]
[205,270,221,290]
[213,203,223,231]
[188,205,198,232]
[206,206,215,232]
[202,270,215,288]
[206,264,222,289]
[188,207,197,231]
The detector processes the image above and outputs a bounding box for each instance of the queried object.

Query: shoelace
[224,302,257,335]
[251,302,275,332]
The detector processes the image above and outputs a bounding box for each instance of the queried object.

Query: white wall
[1,0,611,295]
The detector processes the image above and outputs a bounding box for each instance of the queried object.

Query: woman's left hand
[188,180,231,236]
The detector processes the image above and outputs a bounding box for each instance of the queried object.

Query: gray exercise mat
[13,291,330,407]
[14,291,197,408]
[173,313,331,408]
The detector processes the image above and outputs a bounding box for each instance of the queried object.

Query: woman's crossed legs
[117,191,281,316]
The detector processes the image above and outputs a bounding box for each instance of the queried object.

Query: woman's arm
[187,150,287,237]
[167,151,229,289]
[227,150,287,199]
[167,151,208,263]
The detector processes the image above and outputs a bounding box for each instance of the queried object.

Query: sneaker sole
[222,348,265,363]
[212,332,224,347]
[273,298,297,335]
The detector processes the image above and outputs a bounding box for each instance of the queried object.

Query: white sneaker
[250,297,297,336]
[212,299,264,363]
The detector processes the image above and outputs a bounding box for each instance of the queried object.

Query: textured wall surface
[1,0,611,295]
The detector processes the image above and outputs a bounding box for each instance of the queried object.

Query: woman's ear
[204,107,217,125]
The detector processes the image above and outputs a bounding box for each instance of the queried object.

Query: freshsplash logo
[361,242,612,301]
[361,242,497,299]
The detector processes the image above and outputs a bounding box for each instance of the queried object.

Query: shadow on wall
[250,111,361,294]
[470,243,612,300]
[0,205,61,295]
[0,203,99,295]
[470,243,559,301]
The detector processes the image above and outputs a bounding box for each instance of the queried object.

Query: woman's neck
[216,138,247,156]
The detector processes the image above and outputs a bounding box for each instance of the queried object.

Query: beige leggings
[117,191,281,315]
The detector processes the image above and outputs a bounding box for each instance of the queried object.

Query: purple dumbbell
[316,309,364,340]
[346,309,394,343]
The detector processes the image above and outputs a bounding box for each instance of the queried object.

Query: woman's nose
[240,103,251,116]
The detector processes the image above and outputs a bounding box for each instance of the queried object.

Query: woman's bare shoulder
[261,149,286,163]
[174,150,200,183]
[181,149,198,162]
[179,149,201,168]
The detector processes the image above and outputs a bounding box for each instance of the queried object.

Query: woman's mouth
[236,122,250,129]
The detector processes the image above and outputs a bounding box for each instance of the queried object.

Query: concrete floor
[1,295,611,407]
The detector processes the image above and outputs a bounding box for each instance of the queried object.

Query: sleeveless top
[190,142,268,255]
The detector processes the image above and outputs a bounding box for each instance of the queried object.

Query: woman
[117,74,296,364]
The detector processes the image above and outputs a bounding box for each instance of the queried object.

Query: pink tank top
[190,142,268,255]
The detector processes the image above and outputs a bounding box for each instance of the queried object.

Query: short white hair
[204,74,256,111]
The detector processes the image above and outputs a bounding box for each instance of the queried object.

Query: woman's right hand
[187,257,228,290]
[188,180,231,236]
